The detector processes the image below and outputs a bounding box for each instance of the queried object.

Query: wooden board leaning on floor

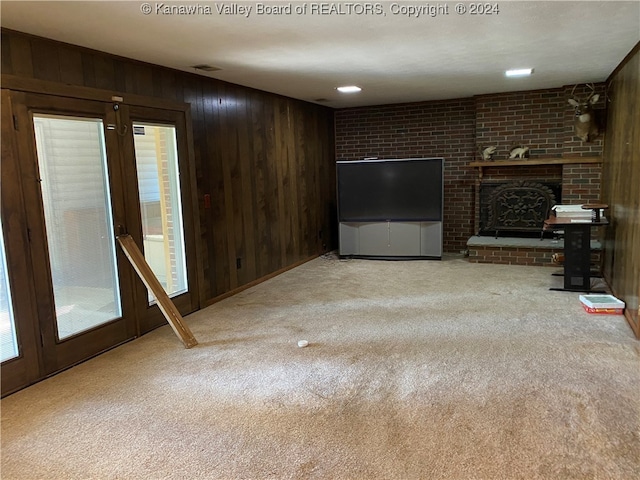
[117,234,198,349]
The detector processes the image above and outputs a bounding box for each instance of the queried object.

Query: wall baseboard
[203,254,319,307]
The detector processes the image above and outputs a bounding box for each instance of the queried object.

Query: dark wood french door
[1,90,199,396]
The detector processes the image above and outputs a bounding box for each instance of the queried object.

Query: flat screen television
[337,157,444,222]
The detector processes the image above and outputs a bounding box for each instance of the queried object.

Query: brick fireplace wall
[335,99,476,253]
[475,84,604,210]
[475,84,604,160]
[334,83,605,255]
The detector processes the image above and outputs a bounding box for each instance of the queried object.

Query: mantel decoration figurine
[509,146,529,159]
[481,145,497,161]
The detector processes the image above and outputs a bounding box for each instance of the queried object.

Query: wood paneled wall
[1,29,336,303]
[601,42,640,337]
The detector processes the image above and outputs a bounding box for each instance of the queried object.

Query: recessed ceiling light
[337,85,362,93]
[505,68,534,77]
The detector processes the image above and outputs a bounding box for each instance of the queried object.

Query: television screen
[337,158,443,222]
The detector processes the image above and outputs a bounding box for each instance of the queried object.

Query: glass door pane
[0,218,19,363]
[132,123,188,302]
[33,114,122,340]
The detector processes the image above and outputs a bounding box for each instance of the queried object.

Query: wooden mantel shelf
[470,156,602,179]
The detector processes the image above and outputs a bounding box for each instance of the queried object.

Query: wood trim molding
[1,74,190,112]
[203,254,320,307]
[469,157,602,168]
[624,308,640,339]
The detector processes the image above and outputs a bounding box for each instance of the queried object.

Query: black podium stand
[543,215,608,292]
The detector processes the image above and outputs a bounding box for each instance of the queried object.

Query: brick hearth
[466,236,601,267]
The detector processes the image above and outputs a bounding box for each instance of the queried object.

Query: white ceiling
[1,1,639,108]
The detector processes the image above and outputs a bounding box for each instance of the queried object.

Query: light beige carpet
[2,255,639,479]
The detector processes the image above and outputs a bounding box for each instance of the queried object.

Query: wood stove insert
[479,180,560,238]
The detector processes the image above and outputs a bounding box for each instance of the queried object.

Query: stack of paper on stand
[552,204,592,218]
[579,294,625,314]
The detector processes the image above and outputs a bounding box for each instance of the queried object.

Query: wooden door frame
[1,74,204,321]
[9,92,139,373]
[1,90,42,396]
[118,105,201,333]
[1,77,204,393]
